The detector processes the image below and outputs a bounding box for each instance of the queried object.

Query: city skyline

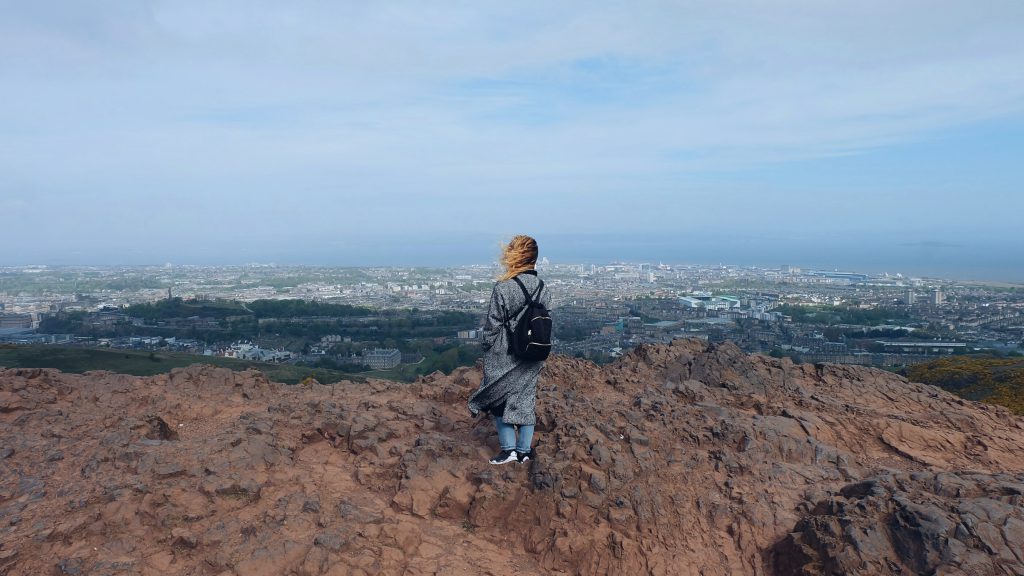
[3,247,1023,286]
[4,259,1020,368]
[3,2,1023,280]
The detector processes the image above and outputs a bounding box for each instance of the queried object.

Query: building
[717,296,741,309]
[932,288,944,306]
[875,341,965,354]
[621,316,643,335]
[400,352,423,364]
[362,348,402,370]
[0,314,32,329]
[807,270,870,284]
[679,294,740,311]
[223,342,292,363]
[905,289,916,305]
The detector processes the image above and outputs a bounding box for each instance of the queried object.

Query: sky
[2,1,1023,280]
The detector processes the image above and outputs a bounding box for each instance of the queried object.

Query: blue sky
[2,1,1023,280]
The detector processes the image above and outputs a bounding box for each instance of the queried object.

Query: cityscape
[1,261,1021,378]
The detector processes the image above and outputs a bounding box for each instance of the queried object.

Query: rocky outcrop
[774,472,1024,575]
[0,340,1022,575]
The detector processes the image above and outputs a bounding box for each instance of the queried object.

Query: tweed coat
[467,270,551,426]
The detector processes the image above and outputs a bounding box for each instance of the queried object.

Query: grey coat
[467,271,551,426]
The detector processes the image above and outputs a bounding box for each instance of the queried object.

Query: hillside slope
[908,355,1024,415]
[1,339,1022,575]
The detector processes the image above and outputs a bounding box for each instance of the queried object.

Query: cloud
[1,1,1023,265]
[4,2,1023,168]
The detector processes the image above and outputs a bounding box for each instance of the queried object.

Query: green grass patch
[0,345,366,385]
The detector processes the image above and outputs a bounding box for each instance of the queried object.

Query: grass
[907,355,1024,415]
[0,344,366,385]
[361,368,407,379]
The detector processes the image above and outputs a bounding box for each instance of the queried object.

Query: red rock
[1,340,1022,575]
[0,391,23,412]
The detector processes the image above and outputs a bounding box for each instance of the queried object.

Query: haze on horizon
[2,1,1023,281]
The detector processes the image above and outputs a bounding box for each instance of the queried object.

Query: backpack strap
[512,276,531,304]
[512,277,544,309]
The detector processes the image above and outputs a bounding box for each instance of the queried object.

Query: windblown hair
[498,235,539,281]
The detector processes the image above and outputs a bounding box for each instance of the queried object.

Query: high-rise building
[905,289,916,305]
[932,288,944,306]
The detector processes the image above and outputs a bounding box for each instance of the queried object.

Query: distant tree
[823,327,844,342]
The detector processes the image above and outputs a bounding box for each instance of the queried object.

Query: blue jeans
[495,416,534,453]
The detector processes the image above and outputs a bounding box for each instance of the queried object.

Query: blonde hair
[498,235,539,281]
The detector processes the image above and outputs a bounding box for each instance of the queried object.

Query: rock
[434,483,475,519]
[774,472,1024,575]
[144,414,179,441]
[171,527,198,549]
[56,557,86,575]
[1,342,1023,576]
[209,478,262,501]
[151,461,185,478]
[313,532,348,552]
[0,391,23,412]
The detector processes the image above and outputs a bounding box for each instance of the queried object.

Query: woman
[468,235,552,465]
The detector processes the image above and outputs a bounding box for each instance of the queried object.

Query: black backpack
[505,276,553,361]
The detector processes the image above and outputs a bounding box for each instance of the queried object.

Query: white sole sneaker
[488,450,518,465]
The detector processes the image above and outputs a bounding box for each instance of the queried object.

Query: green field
[0,345,365,385]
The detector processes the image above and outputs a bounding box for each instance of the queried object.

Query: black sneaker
[517,450,532,463]
[489,449,518,465]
